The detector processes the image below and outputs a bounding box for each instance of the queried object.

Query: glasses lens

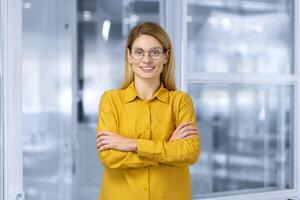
[132,48,144,60]
[149,48,162,59]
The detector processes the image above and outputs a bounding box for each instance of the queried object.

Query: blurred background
[18,0,296,199]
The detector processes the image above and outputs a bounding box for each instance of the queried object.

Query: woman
[96,22,200,200]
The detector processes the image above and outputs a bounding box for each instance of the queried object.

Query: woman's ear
[164,49,170,64]
[126,48,132,63]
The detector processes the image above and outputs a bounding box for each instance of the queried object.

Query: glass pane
[76,0,163,199]
[189,83,293,198]
[187,0,294,74]
[22,1,73,199]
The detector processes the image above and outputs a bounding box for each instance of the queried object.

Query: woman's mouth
[139,66,155,72]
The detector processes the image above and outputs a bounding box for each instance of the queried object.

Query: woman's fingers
[96,132,129,152]
[184,134,199,139]
[97,139,113,150]
[180,128,199,136]
[97,131,107,138]
[96,134,118,144]
[97,135,113,142]
[180,130,199,139]
[179,125,198,134]
[98,144,111,151]
[96,131,117,138]
[177,121,193,131]
[97,139,107,148]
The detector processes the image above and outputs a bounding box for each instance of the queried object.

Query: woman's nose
[142,52,152,63]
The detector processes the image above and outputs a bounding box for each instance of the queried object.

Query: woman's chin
[136,73,160,81]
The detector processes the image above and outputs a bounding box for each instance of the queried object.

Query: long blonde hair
[121,22,177,91]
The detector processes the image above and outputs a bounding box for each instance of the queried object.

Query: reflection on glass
[187,0,294,74]
[189,83,293,197]
[76,0,162,199]
[22,1,73,200]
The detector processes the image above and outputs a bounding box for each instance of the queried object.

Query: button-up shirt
[96,81,201,200]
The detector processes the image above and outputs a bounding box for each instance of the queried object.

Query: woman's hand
[96,131,137,152]
[169,121,199,141]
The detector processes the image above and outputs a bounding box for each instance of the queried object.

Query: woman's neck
[134,77,161,101]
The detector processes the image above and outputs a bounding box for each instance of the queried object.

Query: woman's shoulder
[168,90,193,105]
[169,90,192,100]
[101,88,123,99]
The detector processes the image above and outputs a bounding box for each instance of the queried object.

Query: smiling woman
[95,22,201,200]
[126,34,167,91]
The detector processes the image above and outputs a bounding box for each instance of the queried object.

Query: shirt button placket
[144,102,151,200]
[145,102,151,139]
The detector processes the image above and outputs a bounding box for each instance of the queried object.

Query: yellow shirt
[96,81,201,200]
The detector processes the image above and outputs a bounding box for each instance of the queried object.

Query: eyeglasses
[130,47,164,60]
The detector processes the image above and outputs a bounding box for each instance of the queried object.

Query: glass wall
[22,0,73,200]
[75,0,163,199]
[186,0,294,198]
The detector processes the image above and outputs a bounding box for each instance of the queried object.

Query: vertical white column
[1,0,24,199]
[164,0,186,91]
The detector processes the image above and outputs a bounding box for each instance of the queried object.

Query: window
[22,0,73,199]
[185,0,295,198]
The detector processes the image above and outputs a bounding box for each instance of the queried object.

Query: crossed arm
[96,92,201,169]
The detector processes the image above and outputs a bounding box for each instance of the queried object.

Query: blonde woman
[96,22,201,200]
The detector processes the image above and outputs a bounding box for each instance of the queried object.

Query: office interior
[1,0,300,200]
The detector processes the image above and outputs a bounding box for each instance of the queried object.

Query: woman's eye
[150,49,161,56]
[134,50,143,55]
[151,50,160,55]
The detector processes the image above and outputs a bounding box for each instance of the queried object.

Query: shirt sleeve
[96,91,159,169]
[136,93,201,166]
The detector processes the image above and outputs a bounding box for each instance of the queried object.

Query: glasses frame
[129,47,167,60]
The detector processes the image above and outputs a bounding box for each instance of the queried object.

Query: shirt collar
[123,81,169,104]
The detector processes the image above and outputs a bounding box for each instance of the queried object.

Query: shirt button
[144,187,148,191]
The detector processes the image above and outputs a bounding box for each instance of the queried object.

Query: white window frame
[165,0,300,199]
[1,0,24,200]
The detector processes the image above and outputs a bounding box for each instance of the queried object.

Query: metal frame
[1,0,24,200]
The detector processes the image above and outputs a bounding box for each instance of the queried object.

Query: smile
[139,66,155,72]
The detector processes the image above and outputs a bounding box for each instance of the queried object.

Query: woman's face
[127,34,168,82]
